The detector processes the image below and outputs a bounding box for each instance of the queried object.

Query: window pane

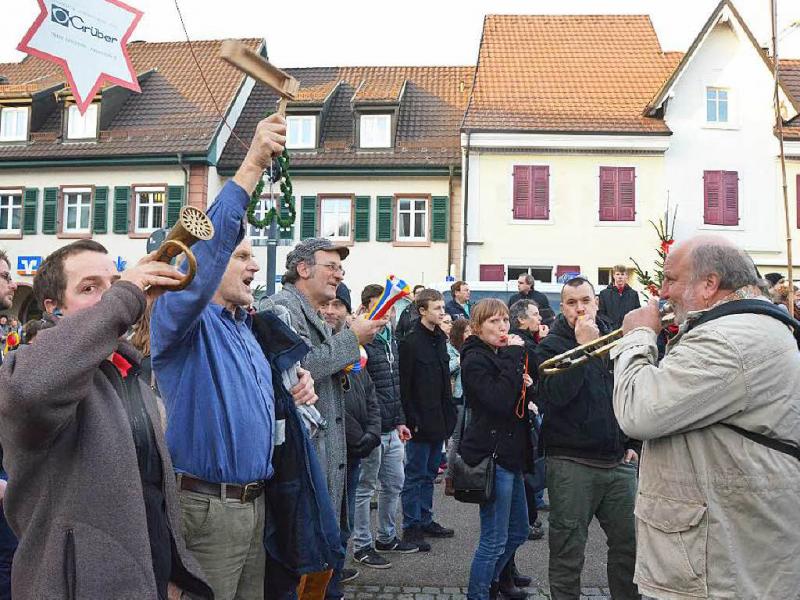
[718,90,727,101]
[67,206,77,229]
[338,216,350,237]
[707,98,716,122]
[11,206,20,230]
[80,204,90,229]
[415,200,425,211]
[718,98,728,122]
[138,206,148,229]
[399,199,410,211]
[707,89,716,101]
[153,205,163,228]
[0,211,7,230]
[12,195,22,207]
[399,212,411,238]
[414,212,424,236]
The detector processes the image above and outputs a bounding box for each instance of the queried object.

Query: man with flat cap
[260,238,387,590]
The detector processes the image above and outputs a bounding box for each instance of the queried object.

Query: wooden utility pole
[772,0,794,310]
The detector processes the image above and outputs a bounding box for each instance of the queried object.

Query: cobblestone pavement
[344,584,612,600]
[343,483,614,597]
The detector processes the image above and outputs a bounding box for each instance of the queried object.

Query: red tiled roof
[0,38,262,160]
[463,15,680,134]
[352,77,406,103]
[219,65,474,171]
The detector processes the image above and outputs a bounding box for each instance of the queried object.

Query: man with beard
[612,235,800,599]
[533,277,640,600]
[0,251,16,599]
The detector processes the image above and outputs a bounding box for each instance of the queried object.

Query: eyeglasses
[317,262,346,277]
[0,273,12,284]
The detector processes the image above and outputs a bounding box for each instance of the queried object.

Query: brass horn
[538,304,675,377]
[153,206,215,291]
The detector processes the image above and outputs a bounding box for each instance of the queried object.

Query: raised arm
[151,114,286,353]
[0,282,144,449]
[462,346,524,418]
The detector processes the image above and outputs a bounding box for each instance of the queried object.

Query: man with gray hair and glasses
[612,234,800,599]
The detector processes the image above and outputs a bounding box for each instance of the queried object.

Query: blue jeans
[401,440,442,530]
[326,456,362,599]
[467,466,529,600]
[353,430,406,549]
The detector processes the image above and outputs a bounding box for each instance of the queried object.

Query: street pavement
[344,482,613,599]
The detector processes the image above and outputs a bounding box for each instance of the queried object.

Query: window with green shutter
[113,186,130,234]
[92,187,109,234]
[376,196,393,242]
[23,188,38,234]
[166,186,184,228]
[431,196,449,242]
[300,196,317,239]
[42,187,58,234]
[279,196,295,240]
[354,196,370,242]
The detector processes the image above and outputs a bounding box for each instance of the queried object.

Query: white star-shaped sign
[18,0,143,114]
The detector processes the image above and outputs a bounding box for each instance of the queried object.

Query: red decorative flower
[660,239,675,254]
[647,283,660,297]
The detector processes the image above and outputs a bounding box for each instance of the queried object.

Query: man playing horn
[612,234,800,599]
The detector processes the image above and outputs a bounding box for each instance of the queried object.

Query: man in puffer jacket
[532,277,641,600]
[320,284,382,595]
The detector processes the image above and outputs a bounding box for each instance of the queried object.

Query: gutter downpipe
[177,153,190,205]
[461,131,470,280]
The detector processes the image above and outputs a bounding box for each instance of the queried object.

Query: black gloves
[352,432,381,458]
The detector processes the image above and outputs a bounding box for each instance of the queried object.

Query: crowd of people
[0,114,796,600]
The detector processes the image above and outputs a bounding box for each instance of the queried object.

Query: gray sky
[2,0,800,66]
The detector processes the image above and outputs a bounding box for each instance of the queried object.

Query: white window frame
[286,115,316,149]
[0,107,29,142]
[319,197,352,241]
[62,187,93,234]
[0,190,22,234]
[66,103,98,140]
[248,194,278,245]
[706,87,729,124]
[133,186,166,234]
[396,197,428,242]
[359,114,392,148]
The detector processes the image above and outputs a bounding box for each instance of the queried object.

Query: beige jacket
[611,305,800,600]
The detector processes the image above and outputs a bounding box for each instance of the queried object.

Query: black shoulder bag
[685,300,800,461]
[450,405,497,504]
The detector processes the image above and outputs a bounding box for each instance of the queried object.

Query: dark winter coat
[531,314,641,462]
[445,300,470,321]
[508,290,555,325]
[364,332,405,433]
[343,369,382,458]
[250,311,343,586]
[459,337,532,473]
[597,284,641,329]
[399,320,456,442]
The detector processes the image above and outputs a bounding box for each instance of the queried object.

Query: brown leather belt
[178,474,265,503]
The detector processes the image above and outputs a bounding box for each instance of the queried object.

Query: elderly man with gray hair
[611,234,800,599]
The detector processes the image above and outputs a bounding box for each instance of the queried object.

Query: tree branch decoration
[247,148,296,231]
[630,207,678,300]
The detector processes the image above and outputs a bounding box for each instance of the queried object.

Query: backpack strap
[684,299,800,461]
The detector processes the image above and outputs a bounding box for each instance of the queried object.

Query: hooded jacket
[364,329,405,433]
[459,336,532,473]
[532,314,640,462]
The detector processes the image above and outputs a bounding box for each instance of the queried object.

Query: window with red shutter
[513,165,549,220]
[479,264,505,281]
[599,167,636,221]
[704,170,738,225]
[599,167,618,221]
[722,171,739,226]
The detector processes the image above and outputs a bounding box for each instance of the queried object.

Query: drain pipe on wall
[461,131,470,281]
[177,153,190,206]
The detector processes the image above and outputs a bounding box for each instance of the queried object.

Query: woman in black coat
[460,299,533,600]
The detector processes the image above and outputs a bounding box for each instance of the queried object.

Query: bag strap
[723,423,800,461]
[685,299,800,348]
[684,299,800,461]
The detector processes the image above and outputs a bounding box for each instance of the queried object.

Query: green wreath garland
[247,148,296,230]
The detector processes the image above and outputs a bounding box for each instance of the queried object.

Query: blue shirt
[151,180,275,484]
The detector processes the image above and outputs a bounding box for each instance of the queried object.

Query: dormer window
[706,87,728,123]
[360,114,391,148]
[286,115,316,149]
[66,103,98,140]
[0,106,28,142]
